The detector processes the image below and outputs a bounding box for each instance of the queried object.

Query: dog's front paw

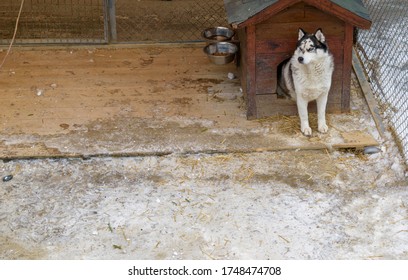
[301,126,312,136]
[318,124,329,134]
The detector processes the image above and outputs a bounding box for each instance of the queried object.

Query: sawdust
[0,237,46,260]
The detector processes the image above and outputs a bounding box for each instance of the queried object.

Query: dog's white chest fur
[291,56,334,101]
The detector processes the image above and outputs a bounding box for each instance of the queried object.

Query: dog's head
[294,28,328,65]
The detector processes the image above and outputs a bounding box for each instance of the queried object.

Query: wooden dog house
[224,0,371,119]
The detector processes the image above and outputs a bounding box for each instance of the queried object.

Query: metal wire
[0,0,24,69]
[356,0,408,163]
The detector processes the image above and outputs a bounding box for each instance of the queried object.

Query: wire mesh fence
[0,0,228,44]
[356,0,408,163]
[114,0,228,43]
[0,0,107,44]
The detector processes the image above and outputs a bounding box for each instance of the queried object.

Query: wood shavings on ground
[255,113,333,137]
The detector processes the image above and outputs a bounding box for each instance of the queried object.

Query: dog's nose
[298,57,304,63]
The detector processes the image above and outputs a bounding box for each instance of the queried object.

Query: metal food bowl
[201,27,235,43]
[203,42,238,65]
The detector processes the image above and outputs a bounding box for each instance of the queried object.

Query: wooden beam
[352,48,386,138]
[246,25,258,119]
[238,0,301,28]
[304,0,372,29]
[341,22,353,113]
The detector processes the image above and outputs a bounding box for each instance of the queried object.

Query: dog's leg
[296,97,312,136]
[316,92,329,133]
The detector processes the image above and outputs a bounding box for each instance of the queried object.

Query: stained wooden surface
[1,45,233,134]
[0,45,378,159]
[341,22,354,113]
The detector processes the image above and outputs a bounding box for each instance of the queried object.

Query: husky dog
[277,28,334,136]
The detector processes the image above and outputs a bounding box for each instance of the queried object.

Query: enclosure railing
[356,0,408,163]
[0,0,228,45]
[112,0,227,43]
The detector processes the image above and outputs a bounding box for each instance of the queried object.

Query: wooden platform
[0,44,378,159]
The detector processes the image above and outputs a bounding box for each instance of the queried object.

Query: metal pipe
[107,0,117,43]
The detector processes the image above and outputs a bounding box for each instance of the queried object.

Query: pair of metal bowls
[202,27,237,65]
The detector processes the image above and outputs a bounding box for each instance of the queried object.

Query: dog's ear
[298,28,306,40]
[315,28,326,43]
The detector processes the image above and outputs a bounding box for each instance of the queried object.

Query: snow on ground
[0,143,406,260]
[0,45,407,260]
[1,83,407,259]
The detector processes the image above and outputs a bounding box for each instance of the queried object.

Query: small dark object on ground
[2,175,13,182]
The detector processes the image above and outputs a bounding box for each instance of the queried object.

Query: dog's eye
[308,47,315,52]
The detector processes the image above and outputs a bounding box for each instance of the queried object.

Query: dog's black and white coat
[278,28,334,136]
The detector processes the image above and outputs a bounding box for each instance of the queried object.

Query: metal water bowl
[201,27,235,43]
[203,42,238,65]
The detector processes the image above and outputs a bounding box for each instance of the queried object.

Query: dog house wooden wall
[224,0,371,119]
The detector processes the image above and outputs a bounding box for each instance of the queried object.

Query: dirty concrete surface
[0,47,407,260]
[0,144,407,260]
[1,117,407,260]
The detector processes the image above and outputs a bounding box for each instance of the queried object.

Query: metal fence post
[107,0,117,43]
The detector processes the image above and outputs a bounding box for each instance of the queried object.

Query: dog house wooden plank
[257,2,365,25]
[341,22,354,113]
[256,53,289,94]
[255,39,297,54]
[257,95,298,117]
[255,38,344,54]
[261,2,338,24]
[256,20,345,39]
[235,0,301,28]
[307,0,372,29]
[262,2,306,23]
[332,131,379,149]
[245,25,258,119]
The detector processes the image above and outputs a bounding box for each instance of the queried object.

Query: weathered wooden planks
[0,45,378,159]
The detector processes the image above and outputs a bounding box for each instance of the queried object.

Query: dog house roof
[224,0,371,29]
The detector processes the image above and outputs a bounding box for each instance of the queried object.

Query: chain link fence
[0,0,227,44]
[0,0,107,44]
[356,0,408,163]
[114,0,228,43]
